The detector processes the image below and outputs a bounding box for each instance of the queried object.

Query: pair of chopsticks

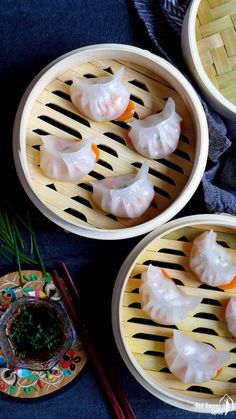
[52,262,136,419]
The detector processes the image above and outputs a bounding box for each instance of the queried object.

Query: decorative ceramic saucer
[0,270,87,398]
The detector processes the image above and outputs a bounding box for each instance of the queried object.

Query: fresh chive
[0,227,12,246]
[17,251,37,264]
[0,214,13,246]
[27,212,34,255]
[32,228,46,276]
[4,213,14,243]
[0,206,46,279]
[0,248,13,263]
[12,227,22,285]
[9,206,34,235]
[12,218,24,249]
[1,245,37,264]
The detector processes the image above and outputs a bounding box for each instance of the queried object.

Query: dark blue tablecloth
[0,1,229,418]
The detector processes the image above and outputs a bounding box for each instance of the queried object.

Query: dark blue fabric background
[0,0,229,418]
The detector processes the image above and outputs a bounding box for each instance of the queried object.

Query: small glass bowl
[0,296,75,371]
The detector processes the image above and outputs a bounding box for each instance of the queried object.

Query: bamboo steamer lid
[182,0,236,120]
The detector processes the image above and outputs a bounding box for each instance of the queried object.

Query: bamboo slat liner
[121,224,236,399]
[196,0,236,104]
[26,59,195,231]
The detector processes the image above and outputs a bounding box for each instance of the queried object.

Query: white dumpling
[140,265,201,325]
[165,330,230,383]
[91,162,154,218]
[189,230,236,287]
[70,67,130,122]
[128,98,182,159]
[40,135,97,181]
[225,297,236,338]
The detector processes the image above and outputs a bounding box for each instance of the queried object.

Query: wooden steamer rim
[181,0,236,120]
[13,44,208,239]
[112,214,236,413]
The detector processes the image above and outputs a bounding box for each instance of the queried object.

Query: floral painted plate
[0,270,87,398]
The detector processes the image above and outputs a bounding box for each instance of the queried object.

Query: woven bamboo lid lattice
[112,214,236,413]
[13,44,208,240]
[182,0,236,120]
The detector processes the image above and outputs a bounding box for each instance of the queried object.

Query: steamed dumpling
[91,162,154,218]
[189,230,236,287]
[40,135,98,181]
[128,98,182,159]
[140,265,202,325]
[70,67,130,122]
[165,330,230,383]
[225,297,236,338]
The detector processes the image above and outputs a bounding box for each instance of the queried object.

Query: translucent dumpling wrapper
[225,297,236,338]
[140,265,202,325]
[70,67,130,122]
[91,162,154,218]
[189,230,236,287]
[128,98,182,159]
[165,330,230,383]
[40,135,97,181]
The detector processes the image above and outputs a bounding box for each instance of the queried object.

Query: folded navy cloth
[134,0,236,215]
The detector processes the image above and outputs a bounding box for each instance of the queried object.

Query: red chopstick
[52,268,136,419]
[59,262,136,419]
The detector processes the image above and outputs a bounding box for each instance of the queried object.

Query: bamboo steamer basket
[13,44,208,240]
[182,0,236,120]
[112,214,236,413]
